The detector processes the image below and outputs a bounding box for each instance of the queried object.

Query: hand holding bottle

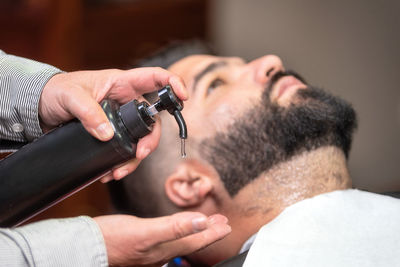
[39,67,188,181]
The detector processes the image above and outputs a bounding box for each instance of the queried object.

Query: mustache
[266,70,308,95]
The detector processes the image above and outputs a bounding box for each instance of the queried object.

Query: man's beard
[200,71,358,197]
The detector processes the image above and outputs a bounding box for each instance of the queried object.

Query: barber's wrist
[38,72,70,132]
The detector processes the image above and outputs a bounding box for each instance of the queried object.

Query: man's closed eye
[207,78,225,96]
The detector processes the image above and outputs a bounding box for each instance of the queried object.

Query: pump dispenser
[0,85,187,227]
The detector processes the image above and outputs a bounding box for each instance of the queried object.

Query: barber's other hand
[94,212,231,267]
[39,68,187,181]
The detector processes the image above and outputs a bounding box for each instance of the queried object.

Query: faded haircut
[133,39,215,69]
[108,40,215,216]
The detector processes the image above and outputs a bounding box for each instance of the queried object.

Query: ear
[165,159,214,208]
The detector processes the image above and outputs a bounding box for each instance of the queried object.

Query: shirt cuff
[15,216,108,267]
[0,52,63,141]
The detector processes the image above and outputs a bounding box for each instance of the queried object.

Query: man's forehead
[168,55,245,89]
[168,55,218,74]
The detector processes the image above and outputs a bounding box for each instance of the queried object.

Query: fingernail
[219,225,232,236]
[100,175,113,183]
[99,171,113,183]
[140,147,151,159]
[208,215,228,225]
[171,77,188,100]
[116,169,129,179]
[95,122,114,140]
[192,216,207,232]
[208,216,217,225]
[181,87,188,100]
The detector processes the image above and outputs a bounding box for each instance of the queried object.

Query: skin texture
[111,54,355,265]
[38,67,231,266]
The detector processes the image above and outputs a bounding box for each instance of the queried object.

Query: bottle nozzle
[173,110,187,158]
[146,85,183,116]
[146,104,159,117]
[173,109,187,140]
[144,86,188,157]
[145,86,187,139]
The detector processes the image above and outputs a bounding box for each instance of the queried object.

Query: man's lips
[270,75,307,104]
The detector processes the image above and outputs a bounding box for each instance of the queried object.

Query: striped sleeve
[0,50,63,142]
[0,216,108,267]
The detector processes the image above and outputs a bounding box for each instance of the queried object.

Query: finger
[160,216,231,259]
[168,75,188,101]
[99,171,114,183]
[108,117,159,181]
[207,214,229,225]
[64,90,114,141]
[135,116,161,160]
[111,158,142,180]
[114,67,188,103]
[141,212,228,248]
[100,175,113,183]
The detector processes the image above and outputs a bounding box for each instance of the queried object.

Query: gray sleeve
[0,216,108,267]
[0,50,63,142]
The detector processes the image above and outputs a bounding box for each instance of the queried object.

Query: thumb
[65,91,114,141]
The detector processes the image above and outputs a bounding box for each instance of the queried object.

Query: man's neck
[263,145,351,209]
[229,146,351,247]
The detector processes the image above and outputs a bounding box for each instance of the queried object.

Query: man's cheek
[206,103,240,132]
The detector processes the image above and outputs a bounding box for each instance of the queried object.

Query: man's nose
[247,55,284,84]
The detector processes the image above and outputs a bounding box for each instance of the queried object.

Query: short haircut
[133,39,215,69]
[108,40,215,216]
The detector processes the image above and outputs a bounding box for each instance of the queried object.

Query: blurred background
[1,0,399,223]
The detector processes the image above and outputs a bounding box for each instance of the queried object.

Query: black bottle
[0,85,187,227]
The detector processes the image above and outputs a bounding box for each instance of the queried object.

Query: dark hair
[133,40,215,69]
[108,40,215,216]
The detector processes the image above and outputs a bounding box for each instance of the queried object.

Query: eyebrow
[192,60,228,91]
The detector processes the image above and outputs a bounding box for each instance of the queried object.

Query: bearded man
[108,44,400,266]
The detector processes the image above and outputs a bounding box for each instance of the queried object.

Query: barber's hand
[94,212,231,267]
[39,68,187,182]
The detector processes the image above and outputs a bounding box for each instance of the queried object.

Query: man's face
[168,54,356,197]
[168,55,306,141]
